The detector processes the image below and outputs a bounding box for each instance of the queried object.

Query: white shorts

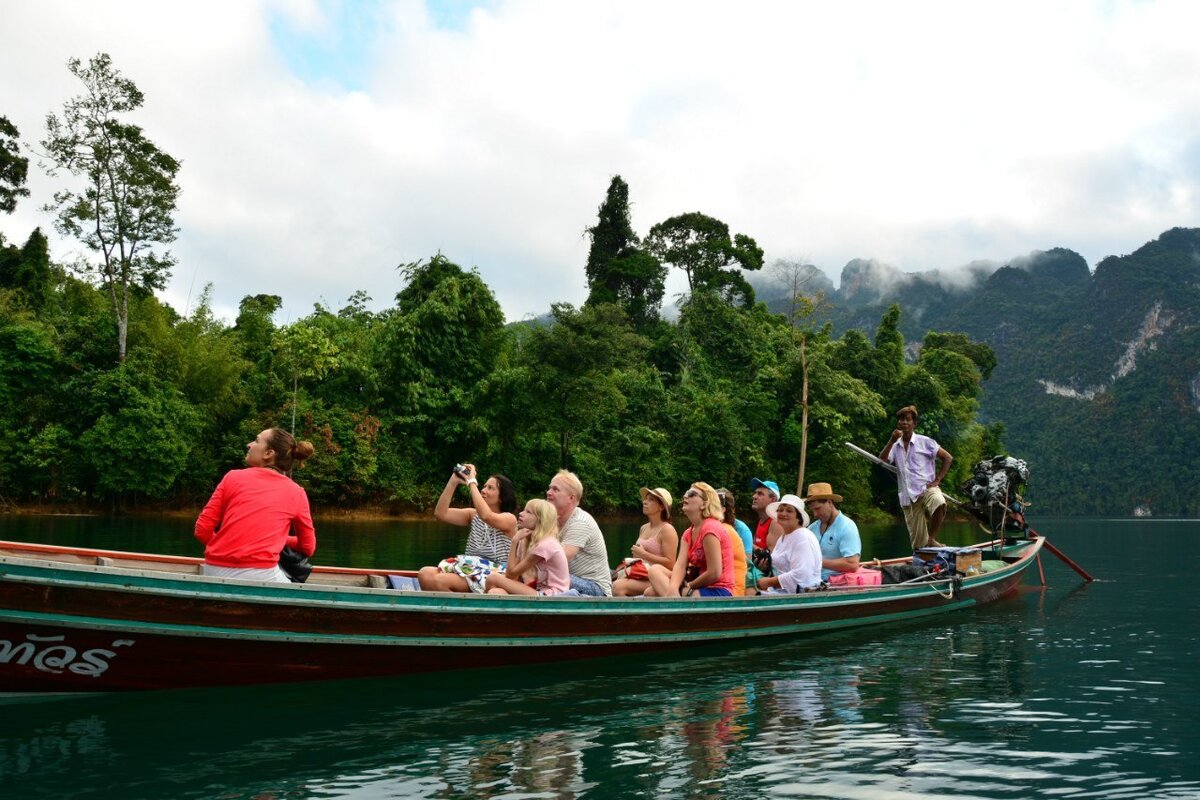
[201,563,293,583]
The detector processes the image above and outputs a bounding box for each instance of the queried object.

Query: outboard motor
[959,455,1030,535]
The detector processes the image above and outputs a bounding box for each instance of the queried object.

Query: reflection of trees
[2,619,1043,798]
[508,729,590,799]
[425,735,512,800]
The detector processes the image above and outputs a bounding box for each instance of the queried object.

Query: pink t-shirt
[683,518,734,593]
[531,536,570,596]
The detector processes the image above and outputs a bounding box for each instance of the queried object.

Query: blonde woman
[486,499,570,596]
[613,487,679,597]
[646,482,734,598]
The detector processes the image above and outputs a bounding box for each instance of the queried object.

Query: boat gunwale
[0,537,1042,617]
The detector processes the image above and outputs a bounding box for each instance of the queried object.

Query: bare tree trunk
[797,337,809,495]
[109,278,128,363]
[117,304,128,363]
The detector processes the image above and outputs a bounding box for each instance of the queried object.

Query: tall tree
[41,53,181,363]
[583,176,666,329]
[517,302,648,470]
[644,212,764,307]
[584,176,637,294]
[769,259,826,492]
[0,115,30,214]
[0,228,53,308]
[375,254,508,493]
[273,321,341,433]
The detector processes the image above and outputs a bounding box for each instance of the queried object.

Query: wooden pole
[1036,534,1095,582]
[796,338,809,495]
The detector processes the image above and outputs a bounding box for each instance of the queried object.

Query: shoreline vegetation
[3,68,1001,521]
[0,502,908,526]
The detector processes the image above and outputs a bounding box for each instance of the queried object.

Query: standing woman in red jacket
[195,427,316,583]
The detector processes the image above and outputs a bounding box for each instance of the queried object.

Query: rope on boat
[886,569,959,599]
[928,578,956,600]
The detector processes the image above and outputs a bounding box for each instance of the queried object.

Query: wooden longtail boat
[0,535,1044,694]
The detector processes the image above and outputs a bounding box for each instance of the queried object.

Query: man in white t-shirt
[879,405,954,550]
[545,470,612,596]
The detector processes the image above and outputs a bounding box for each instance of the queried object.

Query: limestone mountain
[754,228,1200,516]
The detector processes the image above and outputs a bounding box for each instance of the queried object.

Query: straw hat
[803,482,843,503]
[639,486,673,510]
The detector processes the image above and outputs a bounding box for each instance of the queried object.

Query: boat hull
[0,538,1042,692]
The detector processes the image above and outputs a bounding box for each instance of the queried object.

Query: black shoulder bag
[279,546,313,583]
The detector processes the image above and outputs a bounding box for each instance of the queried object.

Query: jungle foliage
[0,56,1000,517]
[0,230,998,516]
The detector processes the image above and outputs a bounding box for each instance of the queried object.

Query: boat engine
[959,455,1030,535]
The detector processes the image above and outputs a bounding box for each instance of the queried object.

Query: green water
[1,515,1197,799]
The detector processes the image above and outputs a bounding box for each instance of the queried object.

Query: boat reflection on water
[0,602,1041,799]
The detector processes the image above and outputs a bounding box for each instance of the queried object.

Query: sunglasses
[683,489,702,499]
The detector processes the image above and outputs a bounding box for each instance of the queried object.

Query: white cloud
[2,0,1199,324]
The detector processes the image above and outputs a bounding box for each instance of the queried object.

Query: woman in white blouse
[755,493,823,594]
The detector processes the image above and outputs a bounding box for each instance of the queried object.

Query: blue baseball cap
[749,478,780,499]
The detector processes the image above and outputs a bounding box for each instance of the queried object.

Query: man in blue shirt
[804,482,861,581]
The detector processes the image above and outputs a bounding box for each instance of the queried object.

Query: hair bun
[292,440,315,462]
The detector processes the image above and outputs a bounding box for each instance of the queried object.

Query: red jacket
[195,468,316,569]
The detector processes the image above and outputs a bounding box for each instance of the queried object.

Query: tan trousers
[902,486,946,550]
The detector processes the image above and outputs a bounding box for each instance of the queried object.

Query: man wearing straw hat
[804,482,861,581]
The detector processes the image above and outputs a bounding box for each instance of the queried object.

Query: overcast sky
[2,1,1198,324]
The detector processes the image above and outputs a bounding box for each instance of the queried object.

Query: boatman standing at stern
[879,405,954,550]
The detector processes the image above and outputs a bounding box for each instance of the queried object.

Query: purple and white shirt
[888,433,941,506]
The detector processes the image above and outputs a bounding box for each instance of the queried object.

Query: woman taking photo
[612,487,679,597]
[194,427,316,583]
[755,493,822,594]
[646,482,734,598]
[422,463,518,592]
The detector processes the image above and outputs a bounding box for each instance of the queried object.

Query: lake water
[1,515,1197,799]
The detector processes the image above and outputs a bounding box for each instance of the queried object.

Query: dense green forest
[7,53,1194,520]
[0,53,1003,518]
[0,228,1001,518]
[765,229,1200,517]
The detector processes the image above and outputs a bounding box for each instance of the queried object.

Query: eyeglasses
[683,489,702,499]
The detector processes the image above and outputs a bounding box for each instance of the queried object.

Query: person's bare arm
[631,525,678,568]
[823,554,861,574]
[459,464,517,535]
[929,447,954,488]
[434,473,474,526]
[686,534,723,594]
[879,428,902,461]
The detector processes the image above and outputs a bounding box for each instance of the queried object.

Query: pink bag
[827,568,882,587]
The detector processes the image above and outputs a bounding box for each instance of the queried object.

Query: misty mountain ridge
[752,228,1200,516]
